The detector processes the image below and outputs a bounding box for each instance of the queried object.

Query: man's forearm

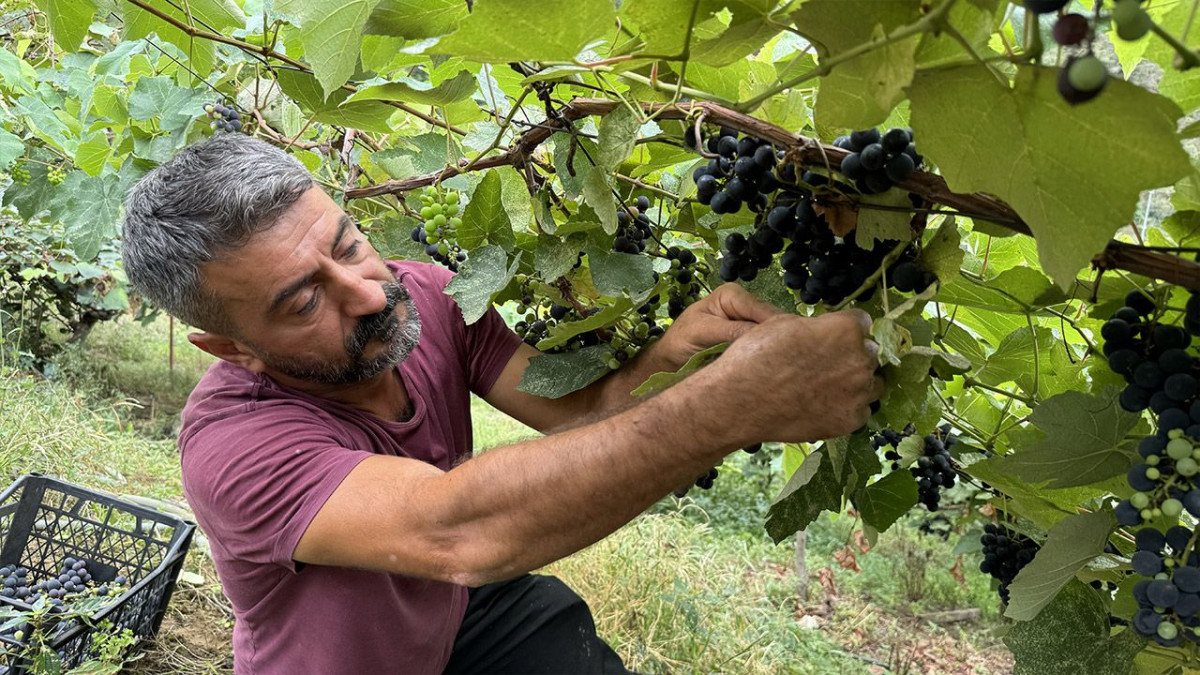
[433,364,740,585]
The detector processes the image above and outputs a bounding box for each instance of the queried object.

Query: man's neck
[269,367,412,422]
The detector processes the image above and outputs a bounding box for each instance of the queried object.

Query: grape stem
[961,378,1034,406]
[1149,16,1200,71]
[830,240,912,312]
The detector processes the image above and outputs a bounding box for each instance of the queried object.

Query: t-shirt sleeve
[181,403,374,572]
[464,305,523,396]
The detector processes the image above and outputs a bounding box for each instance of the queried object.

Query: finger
[712,283,782,324]
[844,308,873,336]
[688,317,761,347]
[863,338,880,364]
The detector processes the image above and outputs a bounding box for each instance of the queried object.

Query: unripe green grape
[1131,492,1151,509]
[445,191,460,206]
[1067,55,1108,92]
[449,217,462,229]
[1179,457,1200,476]
[1168,438,1194,460]
[1147,454,1161,466]
[1164,498,1184,517]
[1159,621,1179,640]
[1142,508,1155,520]
[421,206,435,219]
[427,233,440,244]
[1153,505,1167,518]
[437,242,449,256]
[1170,429,1185,440]
[433,214,446,227]
[1147,467,1162,480]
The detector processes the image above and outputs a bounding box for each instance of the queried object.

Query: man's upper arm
[480,342,601,434]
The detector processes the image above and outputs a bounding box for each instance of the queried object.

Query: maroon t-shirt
[178,260,522,674]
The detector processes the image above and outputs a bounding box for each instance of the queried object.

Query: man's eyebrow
[266,215,355,315]
[268,272,314,315]
[331,214,354,255]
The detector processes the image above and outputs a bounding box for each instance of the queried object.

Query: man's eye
[342,242,361,259]
[298,289,320,315]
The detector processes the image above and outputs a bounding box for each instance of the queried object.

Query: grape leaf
[533,235,584,281]
[74,132,112,177]
[909,65,1190,287]
[765,448,843,542]
[458,170,515,253]
[582,167,618,235]
[127,76,206,133]
[632,343,729,397]
[1004,580,1144,675]
[0,48,36,94]
[275,70,396,133]
[855,190,915,245]
[34,0,97,52]
[289,0,383,99]
[815,24,920,130]
[364,0,468,38]
[57,172,125,260]
[597,106,641,171]
[993,389,1140,489]
[908,346,970,379]
[0,130,23,170]
[919,217,964,284]
[434,0,616,63]
[537,300,633,351]
[852,470,919,533]
[586,247,657,299]
[516,346,612,399]
[938,267,1067,314]
[444,245,519,324]
[1005,511,1115,621]
[344,70,476,106]
[122,0,241,84]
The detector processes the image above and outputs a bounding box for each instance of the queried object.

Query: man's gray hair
[121,134,314,334]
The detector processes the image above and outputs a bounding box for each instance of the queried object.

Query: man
[121,134,881,674]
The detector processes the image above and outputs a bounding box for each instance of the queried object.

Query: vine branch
[344,97,1200,291]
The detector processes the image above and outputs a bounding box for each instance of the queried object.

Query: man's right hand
[693,308,884,447]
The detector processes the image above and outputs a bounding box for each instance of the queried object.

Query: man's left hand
[650,283,781,372]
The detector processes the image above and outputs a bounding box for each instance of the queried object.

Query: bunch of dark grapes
[874,424,958,511]
[1128,516,1200,646]
[693,127,782,215]
[664,246,703,319]
[872,424,914,465]
[912,427,959,511]
[1114,423,1200,526]
[979,523,1040,603]
[410,187,466,271]
[204,102,243,133]
[1102,289,1200,417]
[0,563,32,601]
[614,196,654,254]
[834,127,921,195]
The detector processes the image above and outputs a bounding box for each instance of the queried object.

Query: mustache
[348,281,407,354]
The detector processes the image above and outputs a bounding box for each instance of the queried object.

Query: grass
[0,317,1015,673]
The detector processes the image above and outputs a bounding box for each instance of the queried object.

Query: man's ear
[188,332,266,372]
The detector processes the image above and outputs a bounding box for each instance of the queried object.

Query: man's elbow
[416,529,526,588]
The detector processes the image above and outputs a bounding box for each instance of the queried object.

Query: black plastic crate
[0,474,195,673]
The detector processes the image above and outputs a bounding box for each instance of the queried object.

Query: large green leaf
[0,48,36,94]
[344,70,476,106]
[765,447,843,542]
[444,245,518,324]
[632,343,728,396]
[275,70,397,134]
[458,170,516,252]
[57,172,126,260]
[434,0,615,62]
[281,0,383,99]
[34,0,98,51]
[596,106,641,171]
[993,389,1140,489]
[852,470,919,533]
[1004,580,1144,675]
[0,130,23,170]
[585,248,657,298]
[127,76,206,132]
[909,65,1190,286]
[364,0,468,38]
[814,25,919,130]
[1005,511,1115,621]
[517,346,612,399]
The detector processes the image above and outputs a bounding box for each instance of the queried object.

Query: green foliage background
[3,0,1200,671]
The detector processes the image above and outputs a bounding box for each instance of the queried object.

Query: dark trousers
[444,574,634,674]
